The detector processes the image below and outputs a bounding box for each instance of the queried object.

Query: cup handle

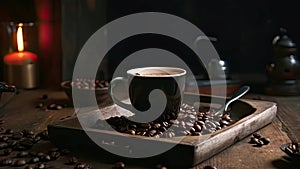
[109,77,132,111]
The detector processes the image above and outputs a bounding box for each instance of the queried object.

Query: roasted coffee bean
[37,130,49,140]
[56,104,64,110]
[221,114,231,121]
[13,145,28,151]
[34,163,46,169]
[47,104,57,110]
[74,162,91,169]
[1,136,9,142]
[128,124,137,129]
[113,161,125,169]
[28,157,40,164]
[162,122,168,128]
[155,164,167,169]
[252,133,262,139]
[0,127,5,132]
[169,119,179,125]
[3,148,13,155]
[189,127,196,133]
[37,152,46,157]
[40,154,51,161]
[126,129,135,135]
[12,132,24,140]
[49,151,60,160]
[0,158,13,166]
[7,140,18,147]
[148,130,157,137]
[67,156,79,165]
[0,120,5,125]
[260,137,270,145]
[186,122,194,127]
[17,151,29,157]
[249,137,259,144]
[36,103,44,108]
[0,142,8,149]
[12,159,27,167]
[33,135,41,143]
[22,130,35,137]
[5,129,14,134]
[256,139,265,147]
[203,165,217,169]
[194,124,202,132]
[139,123,151,129]
[152,123,161,129]
[160,127,167,132]
[288,143,299,152]
[25,166,34,169]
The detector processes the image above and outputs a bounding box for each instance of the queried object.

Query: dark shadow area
[272,156,300,169]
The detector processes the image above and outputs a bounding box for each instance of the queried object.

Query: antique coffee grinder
[265,28,300,95]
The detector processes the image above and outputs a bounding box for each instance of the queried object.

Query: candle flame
[17,23,24,52]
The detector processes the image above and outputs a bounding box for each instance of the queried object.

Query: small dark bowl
[61,81,111,107]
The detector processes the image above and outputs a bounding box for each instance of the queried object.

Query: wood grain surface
[0,89,297,169]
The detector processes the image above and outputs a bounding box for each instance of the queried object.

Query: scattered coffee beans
[25,166,34,169]
[12,159,27,167]
[113,161,125,169]
[49,151,60,160]
[67,156,79,165]
[285,142,299,154]
[28,157,40,164]
[3,148,13,155]
[17,151,29,157]
[74,162,91,169]
[249,133,270,147]
[47,104,64,110]
[0,158,13,166]
[155,164,167,169]
[34,163,46,169]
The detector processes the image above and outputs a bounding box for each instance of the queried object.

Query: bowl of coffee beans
[61,78,111,106]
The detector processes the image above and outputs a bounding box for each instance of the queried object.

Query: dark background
[1,0,300,87]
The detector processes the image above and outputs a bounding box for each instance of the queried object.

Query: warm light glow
[17,24,24,52]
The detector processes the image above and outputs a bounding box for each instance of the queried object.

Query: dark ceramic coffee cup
[109,67,186,123]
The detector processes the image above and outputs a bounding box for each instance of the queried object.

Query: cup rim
[127,67,186,77]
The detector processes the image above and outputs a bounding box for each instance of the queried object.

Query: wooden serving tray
[47,94,277,168]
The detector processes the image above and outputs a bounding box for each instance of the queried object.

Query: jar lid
[272,28,296,48]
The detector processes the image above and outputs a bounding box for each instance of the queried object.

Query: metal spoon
[223,85,250,114]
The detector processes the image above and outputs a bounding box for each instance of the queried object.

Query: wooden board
[47,94,277,167]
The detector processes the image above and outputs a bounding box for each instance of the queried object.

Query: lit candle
[3,23,39,89]
[4,23,38,65]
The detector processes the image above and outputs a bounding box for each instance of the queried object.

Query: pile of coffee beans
[248,133,270,147]
[94,103,234,138]
[285,142,299,154]
[0,118,94,169]
[70,78,109,90]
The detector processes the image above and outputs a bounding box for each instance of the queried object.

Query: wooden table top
[0,89,299,169]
